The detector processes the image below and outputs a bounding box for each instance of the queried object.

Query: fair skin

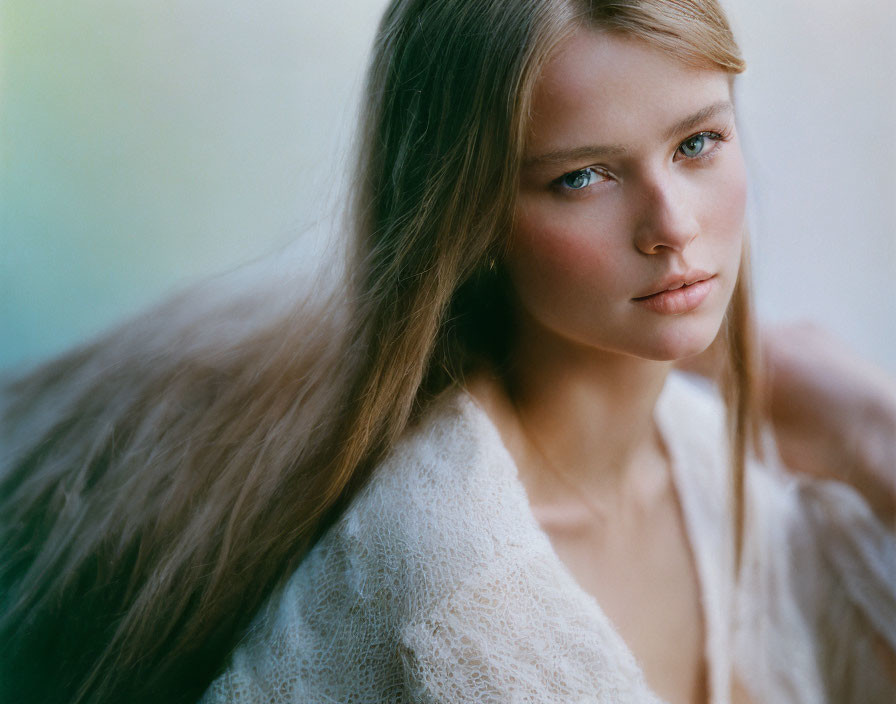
[470,28,750,704]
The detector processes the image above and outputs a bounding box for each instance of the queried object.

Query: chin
[626,318,723,362]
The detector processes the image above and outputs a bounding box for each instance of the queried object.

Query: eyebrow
[664,99,733,141]
[523,99,734,168]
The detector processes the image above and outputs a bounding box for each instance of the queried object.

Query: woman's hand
[762,323,896,528]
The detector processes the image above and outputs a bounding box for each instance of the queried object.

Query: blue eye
[559,168,601,190]
[680,134,707,158]
[678,132,725,159]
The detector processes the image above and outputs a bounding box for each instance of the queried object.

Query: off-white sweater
[202,373,896,703]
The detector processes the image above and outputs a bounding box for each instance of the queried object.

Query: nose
[632,173,700,255]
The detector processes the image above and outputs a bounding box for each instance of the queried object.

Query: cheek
[505,204,628,337]
[719,146,748,225]
[721,171,747,231]
[702,149,748,256]
[508,203,620,288]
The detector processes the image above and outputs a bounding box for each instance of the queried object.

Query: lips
[632,272,715,315]
[633,270,713,300]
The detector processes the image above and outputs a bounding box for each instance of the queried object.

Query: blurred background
[2,0,894,373]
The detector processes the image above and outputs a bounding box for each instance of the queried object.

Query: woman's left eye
[677,132,724,160]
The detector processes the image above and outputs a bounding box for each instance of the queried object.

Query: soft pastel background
[2,0,895,373]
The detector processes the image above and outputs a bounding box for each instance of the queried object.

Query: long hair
[0,1,756,702]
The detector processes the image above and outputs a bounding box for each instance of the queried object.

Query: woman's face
[508,29,747,362]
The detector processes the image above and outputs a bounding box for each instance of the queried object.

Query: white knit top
[201,373,896,703]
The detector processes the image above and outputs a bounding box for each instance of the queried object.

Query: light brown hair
[0,1,756,702]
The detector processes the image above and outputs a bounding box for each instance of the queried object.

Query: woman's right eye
[556,167,605,192]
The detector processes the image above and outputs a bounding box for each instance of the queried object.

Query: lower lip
[633,278,714,315]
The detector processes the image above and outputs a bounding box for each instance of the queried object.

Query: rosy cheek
[719,148,748,226]
[511,214,610,279]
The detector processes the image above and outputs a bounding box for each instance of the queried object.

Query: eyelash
[675,129,730,162]
[552,127,732,194]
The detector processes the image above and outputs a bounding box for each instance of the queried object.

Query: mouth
[632,272,715,315]
[634,271,713,300]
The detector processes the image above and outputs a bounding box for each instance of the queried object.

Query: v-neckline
[459,374,731,704]
[654,376,733,704]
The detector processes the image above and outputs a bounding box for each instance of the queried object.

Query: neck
[505,320,672,501]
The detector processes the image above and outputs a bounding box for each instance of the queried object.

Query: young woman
[2,1,894,703]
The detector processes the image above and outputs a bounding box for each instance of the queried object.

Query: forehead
[526,28,732,156]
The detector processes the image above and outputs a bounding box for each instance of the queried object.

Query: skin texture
[471,29,755,704]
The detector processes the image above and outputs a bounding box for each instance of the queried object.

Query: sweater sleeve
[732,461,896,704]
[790,476,896,700]
[198,517,408,704]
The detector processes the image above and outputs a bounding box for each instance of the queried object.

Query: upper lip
[633,270,713,299]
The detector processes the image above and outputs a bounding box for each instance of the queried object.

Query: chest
[535,484,707,704]
[534,486,761,704]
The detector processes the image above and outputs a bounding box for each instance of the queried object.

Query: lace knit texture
[202,373,896,703]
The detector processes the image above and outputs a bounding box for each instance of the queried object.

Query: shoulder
[203,388,582,701]
[656,371,794,517]
[339,387,540,611]
[656,373,819,540]
[256,387,542,630]
[203,388,534,699]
